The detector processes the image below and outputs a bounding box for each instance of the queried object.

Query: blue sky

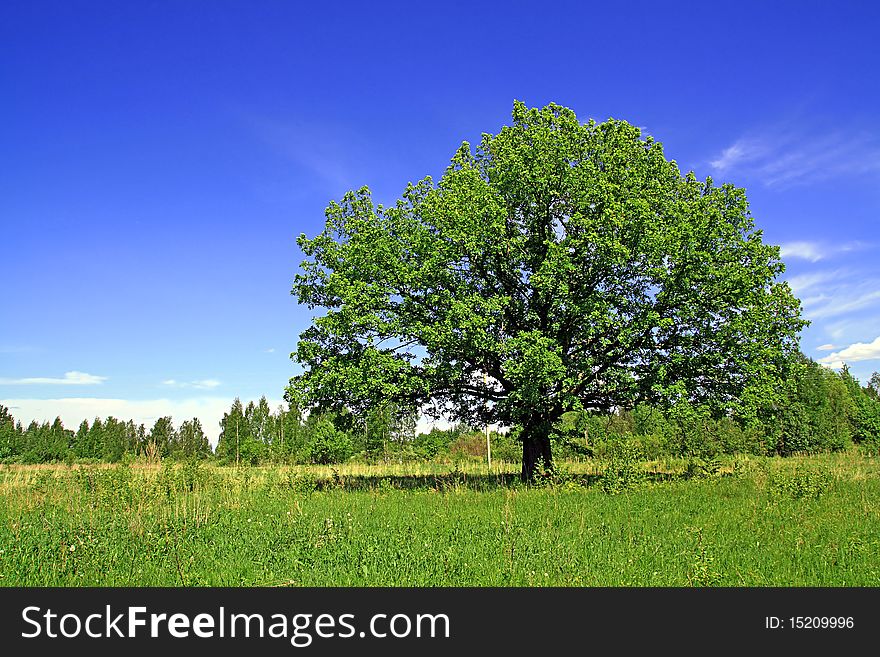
[2,1,879,443]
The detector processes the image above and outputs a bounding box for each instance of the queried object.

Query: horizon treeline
[1,356,879,466]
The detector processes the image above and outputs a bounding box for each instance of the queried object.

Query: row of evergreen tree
[0,395,425,465]
[0,410,212,463]
[2,358,879,465]
[213,397,420,465]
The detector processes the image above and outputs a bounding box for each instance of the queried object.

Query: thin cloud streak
[786,268,847,295]
[780,241,869,264]
[709,138,768,172]
[808,289,880,320]
[780,241,825,262]
[709,128,880,188]
[161,379,221,390]
[783,263,880,321]
[0,371,107,385]
[248,115,363,193]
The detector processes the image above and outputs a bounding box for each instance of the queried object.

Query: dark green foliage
[774,358,853,455]
[101,417,131,462]
[306,416,353,465]
[412,427,457,459]
[667,402,723,460]
[599,438,644,493]
[148,416,175,459]
[83,418,105,460]
[712,417,768,456]
[272,402,305,463]
[216,398,250,465]
[16,417,72,463]
[0,405,21,460]
[172,418,211,460]
[840,367,880,447]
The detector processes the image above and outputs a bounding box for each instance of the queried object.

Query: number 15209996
[765,616,854,629]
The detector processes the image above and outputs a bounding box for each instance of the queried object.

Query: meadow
[1,453,878,587]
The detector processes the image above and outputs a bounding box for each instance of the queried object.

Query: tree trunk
[521,419,553,482]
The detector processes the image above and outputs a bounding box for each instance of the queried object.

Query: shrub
[412,428,455,459]
[666,402,722,460]
[599,439,643,494]
[307,418,353,465]
[489,431,522,463]
[769,465,834,500]
[448,432,488,459]
[683,456,722,479]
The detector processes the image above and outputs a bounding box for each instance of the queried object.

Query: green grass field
[2,453,879,586]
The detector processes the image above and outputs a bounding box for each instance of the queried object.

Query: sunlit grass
[1,451,878,586]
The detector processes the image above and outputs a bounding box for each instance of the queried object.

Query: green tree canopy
[148,416,174,459]
[289,101,806,480]
[0,405,22,459]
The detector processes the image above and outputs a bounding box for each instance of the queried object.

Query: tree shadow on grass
[302,467,717,493]
[311,472,523,493]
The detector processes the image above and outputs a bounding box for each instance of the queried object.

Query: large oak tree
[289,102,806,480]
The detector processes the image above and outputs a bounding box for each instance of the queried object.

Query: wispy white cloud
[780,241,826,262]
[783,265,880,322]
[827,323,848,340]
[709,138,768,172]
[808,288,880,320]
[709,127,880,188]
[264,348,276,354]
[824,314,880,342]
[799,294,832,308]
[780,241,869,264]
[816,344,837,351]
[817,335,880,369]
[0,396,285,447]
[0,371,106,386]
[786,268,846,295]
[161,378,221,390]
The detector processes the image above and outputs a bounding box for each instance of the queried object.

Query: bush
[599,439,643,494]
[683,456,722,479]
[488,431,521,463]
[769,466,834,500]
[859,434,880,457]
[307,418,353,465]
[448,432,488,459]
[412,428,455,459]
[666,402,722,460]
